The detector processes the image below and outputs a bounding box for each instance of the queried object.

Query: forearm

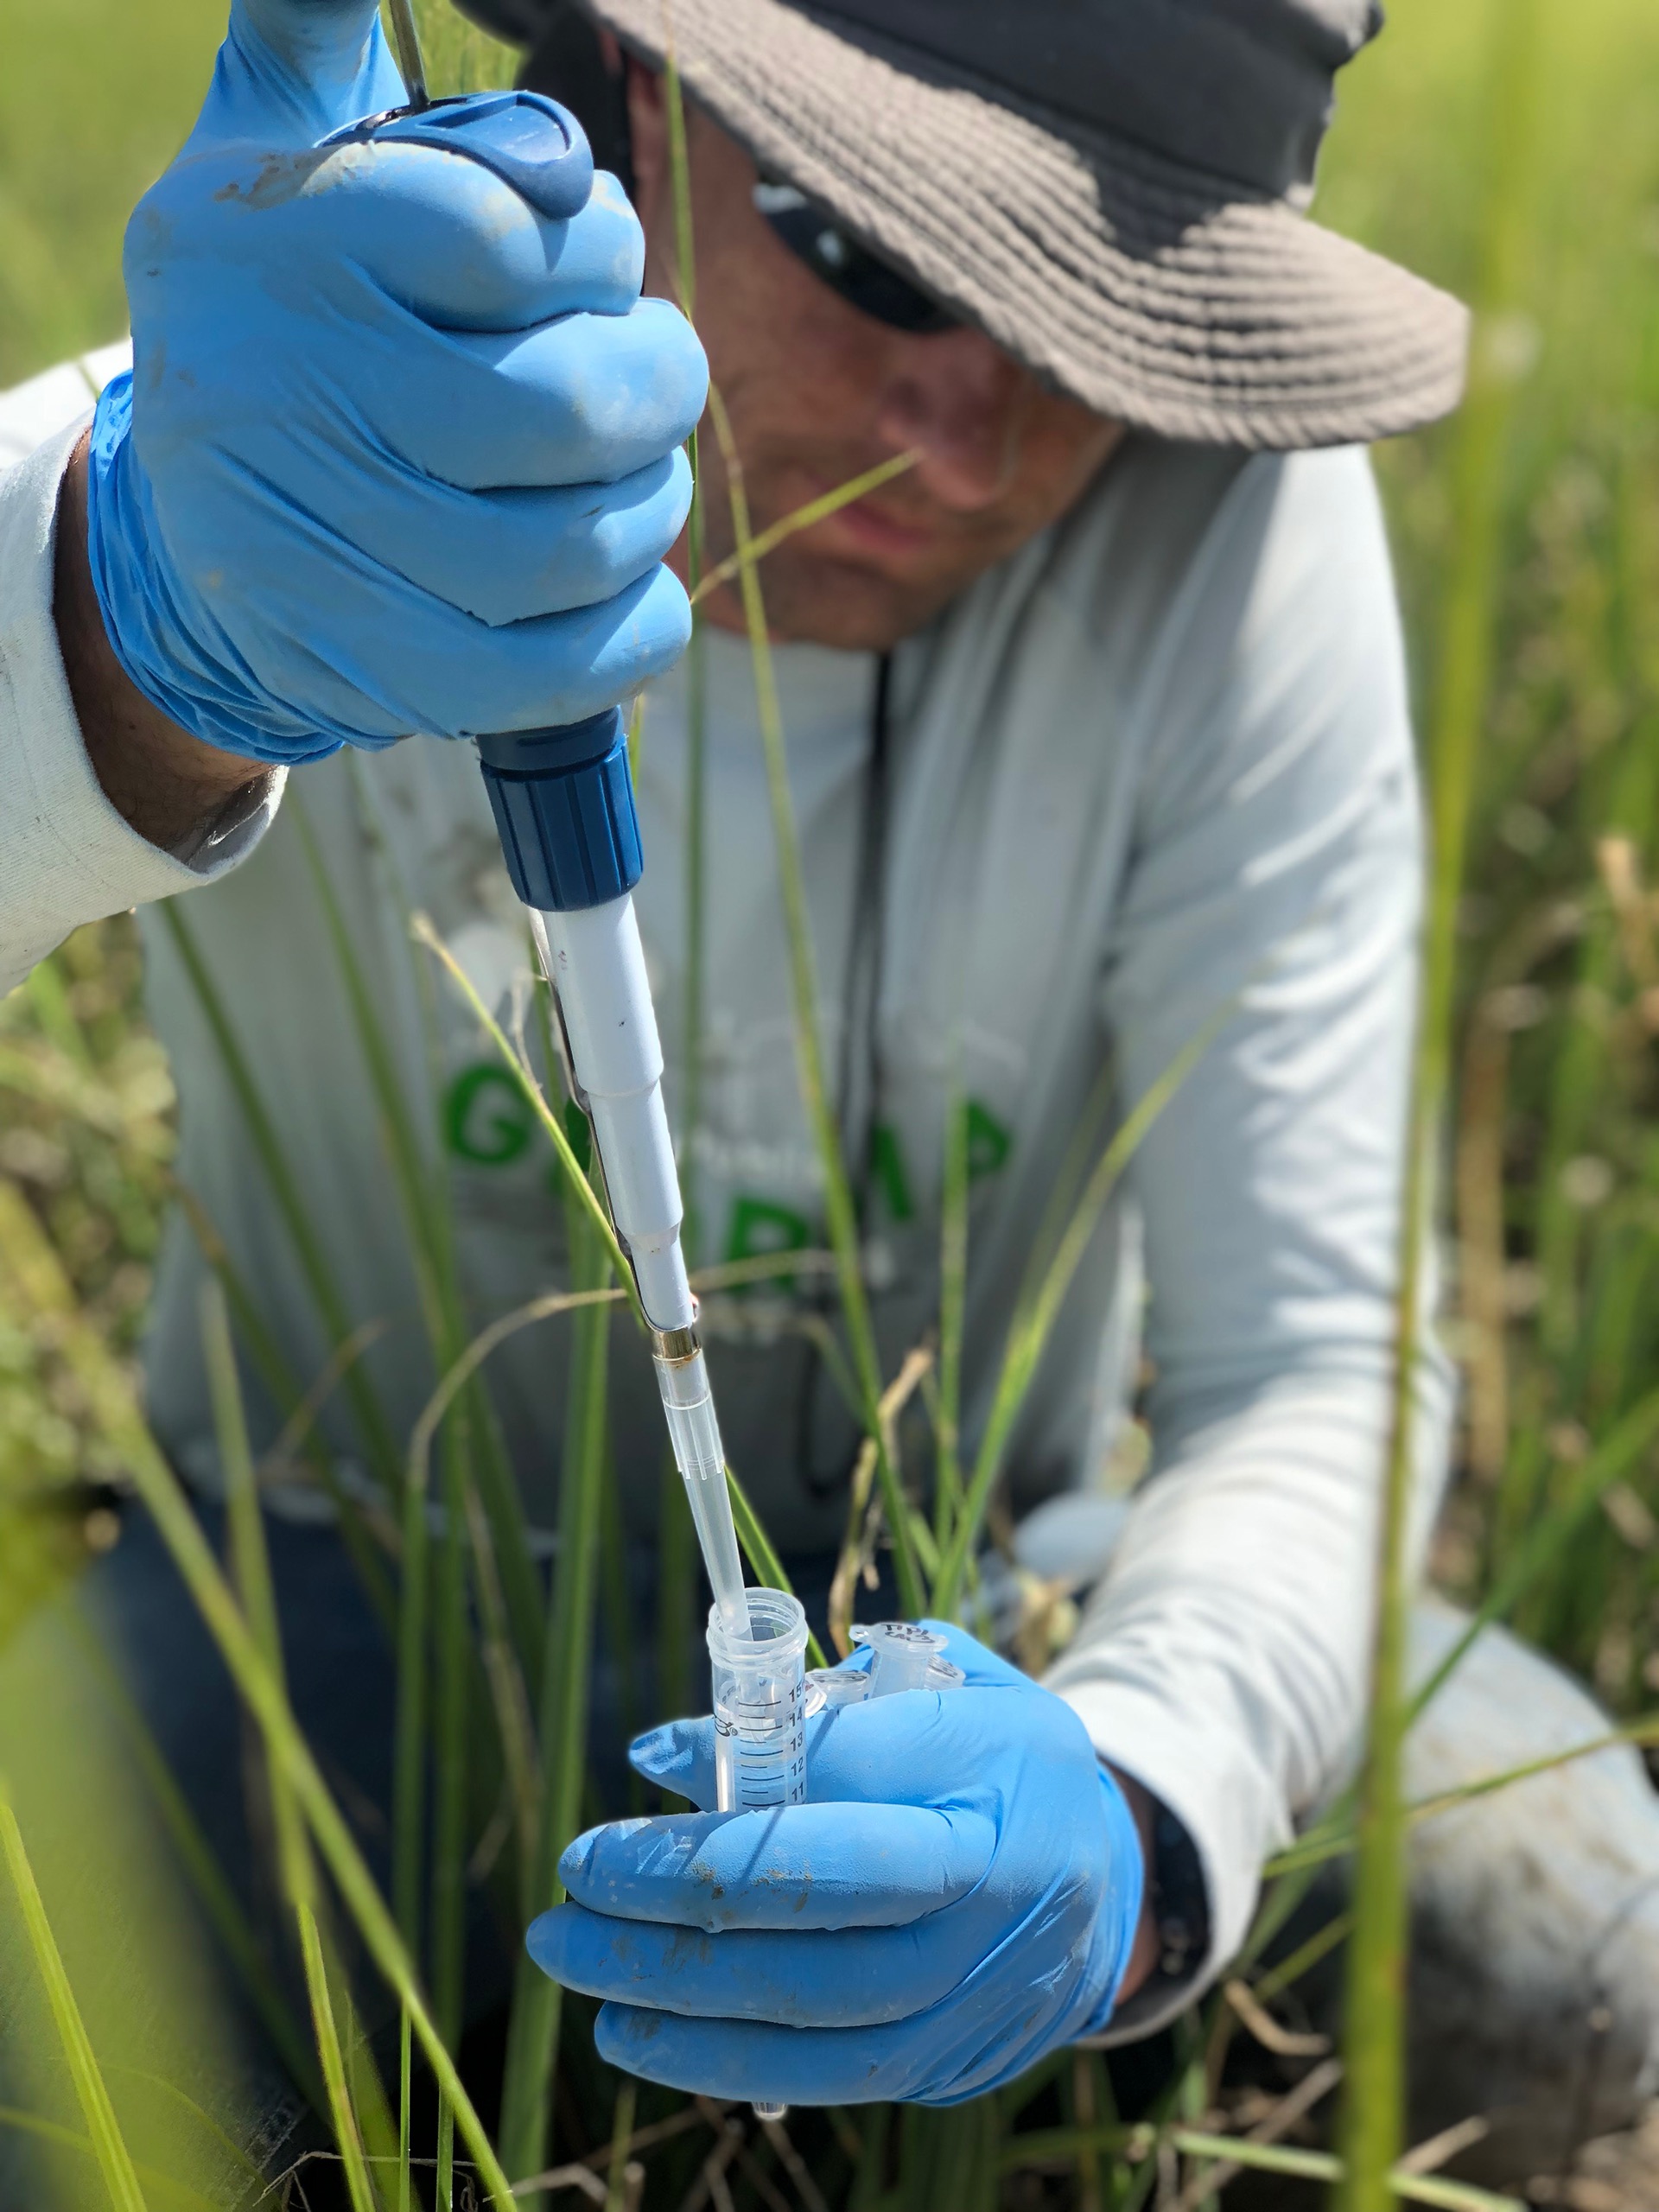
[1104,1766,1160,2004]
[54,432,266,853]
[1050,1359,1454,2017]
[0,418,283,999]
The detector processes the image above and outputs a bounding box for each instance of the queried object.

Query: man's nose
[874,330,1029,512]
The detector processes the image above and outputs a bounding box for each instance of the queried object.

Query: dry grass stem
[759,2117,831,2212]
[1221,1977,1332,2059]
[1396,2117,1493,2177]
[1170,2056,1343,2212]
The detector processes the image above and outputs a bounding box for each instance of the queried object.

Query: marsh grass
[1336,0,1548,2195]
[0,1783,149,2212]
[3,0,1659,2202]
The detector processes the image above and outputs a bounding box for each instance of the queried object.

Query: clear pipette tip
[653,1342,749,1635]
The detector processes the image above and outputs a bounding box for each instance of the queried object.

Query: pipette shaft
[383,0,431,111]
[524,892,749,1637]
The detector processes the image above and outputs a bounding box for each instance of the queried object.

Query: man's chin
[734,547,957,655]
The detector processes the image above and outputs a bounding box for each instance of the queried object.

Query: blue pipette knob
[477,710,642,913]
[330,91,594,224]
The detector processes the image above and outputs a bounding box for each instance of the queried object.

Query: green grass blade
[931,1014,1219,1617]
[671,16,706,1245]
[206,1279,283,1668]
[205,1280,392,2212]
[497,1208,612,2193]
[405,0,518,93]
[288,798,439,1341]
[1173,2133,1521,2210]
[655,1449,700,1732]
[662,31,696,323]
[1338,3,1542,2196]
[1413,1385,1659,1722]
[435,2094,454,2210]
[603,2081,638,2212]
[461,1470,541,1872]
[399,2008,413,2212]
[934,1086,970,1551]
[429,1421,473,2129]
[1243,1389,1659,1987]
[159,903,404,1496]
[169,1179,398,1632]
[291,800,543,1681]
[659,41,922,1615]
[22,949,95,1070]
[690,451,920,607]
[725,1465,829,1669]
[50,1313,518,2207]
[392,1427,431,1986]
[1267,1710,1659,1878]
[412,915,633,1304]
[597,1464,641,1808]
[394,1287,625,1927]
[1249,1910,1353,2005]
[73,1626,321,2111]
[0,2105,218,2212]
[701,375,925,1618]
[682,580,709,1255]
[999,2126,1521,2210]
[341,1981,408,2212]
[297,1901,379,2212]
[0,1784,148,2212]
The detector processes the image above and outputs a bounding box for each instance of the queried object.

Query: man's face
[627,72,1125,652]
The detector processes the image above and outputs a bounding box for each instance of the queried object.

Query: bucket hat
[474,0,1469,449]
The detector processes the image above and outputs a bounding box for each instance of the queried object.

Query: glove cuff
[86,375,346,767]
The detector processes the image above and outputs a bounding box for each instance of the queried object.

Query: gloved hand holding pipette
[89,0,753,1631]
[85,0,705,765]
[529,1622,1147,2107]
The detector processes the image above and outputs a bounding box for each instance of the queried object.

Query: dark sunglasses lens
[754,182,956,336]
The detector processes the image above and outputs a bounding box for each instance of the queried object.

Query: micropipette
[524,891,749,1639]
[342,12,753,1641]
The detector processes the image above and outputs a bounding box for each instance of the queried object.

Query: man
[0,0,1462,2135]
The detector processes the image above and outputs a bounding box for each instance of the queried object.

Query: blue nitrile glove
[85,0,706,766]
[527,1621,1145,2107]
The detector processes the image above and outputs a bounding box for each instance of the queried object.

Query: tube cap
[477,709,643,911]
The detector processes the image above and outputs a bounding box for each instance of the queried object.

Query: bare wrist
[54,432,267,854]
[1106,1765,1163,2003]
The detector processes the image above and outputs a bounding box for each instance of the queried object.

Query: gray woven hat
[580,0,1468,449]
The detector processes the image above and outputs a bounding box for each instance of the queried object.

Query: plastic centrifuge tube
[708,1587,810,2124]
[708,1587,810,1815]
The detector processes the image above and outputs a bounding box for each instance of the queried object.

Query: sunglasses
[753,179,957,335]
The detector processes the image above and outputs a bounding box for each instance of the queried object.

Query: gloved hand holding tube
[531,1623,1147,2107]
